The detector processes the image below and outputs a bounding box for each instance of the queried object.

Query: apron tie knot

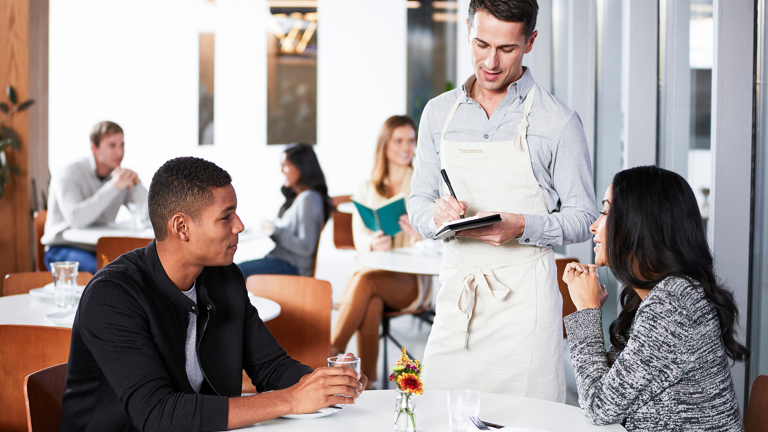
[513,117,530,150]
[457,266,513,349]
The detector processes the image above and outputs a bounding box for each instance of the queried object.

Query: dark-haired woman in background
[239,143,331,278]
[562,165,747,431]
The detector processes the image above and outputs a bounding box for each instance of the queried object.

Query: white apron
[422,85,565,402]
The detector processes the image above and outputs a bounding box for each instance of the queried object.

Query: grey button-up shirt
[408,68,597,247]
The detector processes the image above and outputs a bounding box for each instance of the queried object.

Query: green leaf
[0,103,8,114]
[17,99,34,112]
[0,139,12,153]
[1,126,20,150]
[6,86,17,105]
[9,165,19,175]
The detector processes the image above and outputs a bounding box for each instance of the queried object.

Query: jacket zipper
[196,310,220,396]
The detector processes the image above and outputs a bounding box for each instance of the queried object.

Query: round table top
[62,223,269,246]
[0,292,281,328]
[231,389,626,431]
[336,202,356,214]
[356,246,443,276]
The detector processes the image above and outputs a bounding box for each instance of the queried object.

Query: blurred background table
[232,389,627,431]
[356,246,442,276]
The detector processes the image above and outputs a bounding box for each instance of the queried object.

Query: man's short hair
[90,121,124,147]
[148,157,232,241]
[468,0,539,42]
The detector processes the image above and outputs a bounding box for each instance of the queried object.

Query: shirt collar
[460,66,535,103]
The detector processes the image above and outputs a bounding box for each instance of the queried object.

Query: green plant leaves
[1,126,20,150]
[6,86,17,105]
[17,100,34,112]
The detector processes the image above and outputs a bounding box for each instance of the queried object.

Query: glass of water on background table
[51,261,78,309]
[447,389,481,432]
[327,355,361,399]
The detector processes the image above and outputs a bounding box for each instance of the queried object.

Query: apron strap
[440,94,464,141]
[457,266,512,350]
[512,85,537,151]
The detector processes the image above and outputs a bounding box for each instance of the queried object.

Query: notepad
[351,194,407,237]
[433,214,502,240]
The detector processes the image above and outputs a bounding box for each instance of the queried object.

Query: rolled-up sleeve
[408,100,442,239]
[520,112,597,247]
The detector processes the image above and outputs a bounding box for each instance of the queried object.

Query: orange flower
[396,373,424,395]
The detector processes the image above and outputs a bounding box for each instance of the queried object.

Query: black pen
[440,169,464,219]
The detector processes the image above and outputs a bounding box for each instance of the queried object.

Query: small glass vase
[394,388,417,432]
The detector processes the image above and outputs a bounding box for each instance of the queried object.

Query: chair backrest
[95,237,152,270]
[555,258,580,338]
[33,211,47,272]
[245,275,332,369]
[2,272,94,297]
[746,374,768,432]
[331,195,355,250]
[0,326,72,432]
[24,363,67,432]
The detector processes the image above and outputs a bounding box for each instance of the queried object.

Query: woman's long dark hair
[606,165,748,363]
[278,143,332,222]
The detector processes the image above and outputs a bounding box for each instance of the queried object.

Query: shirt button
[207,304,212,311]
[524,239,530,243]
[483,134,489,139]
[191,306,196,311]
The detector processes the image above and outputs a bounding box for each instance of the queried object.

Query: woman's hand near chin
[562,263,608,311]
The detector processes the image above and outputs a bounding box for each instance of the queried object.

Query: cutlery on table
[470,415,504,429]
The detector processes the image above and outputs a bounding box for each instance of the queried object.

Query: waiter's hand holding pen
[433,169,469,227]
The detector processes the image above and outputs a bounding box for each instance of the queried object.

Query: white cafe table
[0,292,281,328]
[356,246,443,276]
[232,389,626,431]
[62,223,269,246]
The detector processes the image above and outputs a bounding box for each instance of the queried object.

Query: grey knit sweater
[564,276,743,431]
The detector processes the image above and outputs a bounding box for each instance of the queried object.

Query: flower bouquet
[390,348,423,432]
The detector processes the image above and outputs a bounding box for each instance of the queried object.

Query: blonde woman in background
[330,115,431,388]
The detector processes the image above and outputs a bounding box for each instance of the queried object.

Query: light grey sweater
[564,276,743,431]
[266,190,324,277]
[41,157,148,252]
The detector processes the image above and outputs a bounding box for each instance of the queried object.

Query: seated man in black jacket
[60,157,367,431]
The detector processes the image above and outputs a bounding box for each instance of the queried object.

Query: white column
[621,0,657,168]
[456,0,473,83]
[710,0,754,409]
[316,0,407,195]
[525,0,553,93]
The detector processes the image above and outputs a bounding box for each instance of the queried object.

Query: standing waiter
[408,0,596,402]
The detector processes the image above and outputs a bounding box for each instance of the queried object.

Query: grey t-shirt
[181,283,203,393]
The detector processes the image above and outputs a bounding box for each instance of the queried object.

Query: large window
[267,2,317,145]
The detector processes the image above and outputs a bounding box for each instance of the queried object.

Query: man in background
[41,120,146,273]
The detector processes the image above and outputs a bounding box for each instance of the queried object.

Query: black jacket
[60,241,312,432]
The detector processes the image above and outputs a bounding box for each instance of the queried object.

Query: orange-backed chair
[242,275,332,393]
[24,363,68,432]
[0,326,72,432]
[331,195,355,250]
[33,211,47,272]
[556,258,580,338]
[95,237,152,270]
[2,272,94,297]
[746,375,768,432]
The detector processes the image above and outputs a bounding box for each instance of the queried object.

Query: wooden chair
[24,363,67,432]
[746,374,768,432]
[0,326,72,432]
[95,237,151,270]
[243,275,332,393]
[33,211,47,272]
[331,195,355,250]
[2,272,93,297]
[556,257,579,338]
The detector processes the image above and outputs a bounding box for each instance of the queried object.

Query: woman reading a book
[238,143,331,277]
[331,115,431,387]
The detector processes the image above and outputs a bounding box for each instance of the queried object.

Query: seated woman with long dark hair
[239,143,331,278]
[562,165,747,431]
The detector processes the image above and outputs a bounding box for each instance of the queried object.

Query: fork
[469,416,490,430]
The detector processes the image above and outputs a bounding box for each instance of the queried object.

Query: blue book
[351,194,407,237]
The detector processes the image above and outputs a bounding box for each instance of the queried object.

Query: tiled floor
[236,218,579,406]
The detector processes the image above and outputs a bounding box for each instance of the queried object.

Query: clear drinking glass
[327,355,361,399]
[51,261,78,309]
[447,389,481,432]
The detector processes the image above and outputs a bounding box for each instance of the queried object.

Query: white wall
[49,0,407,233]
